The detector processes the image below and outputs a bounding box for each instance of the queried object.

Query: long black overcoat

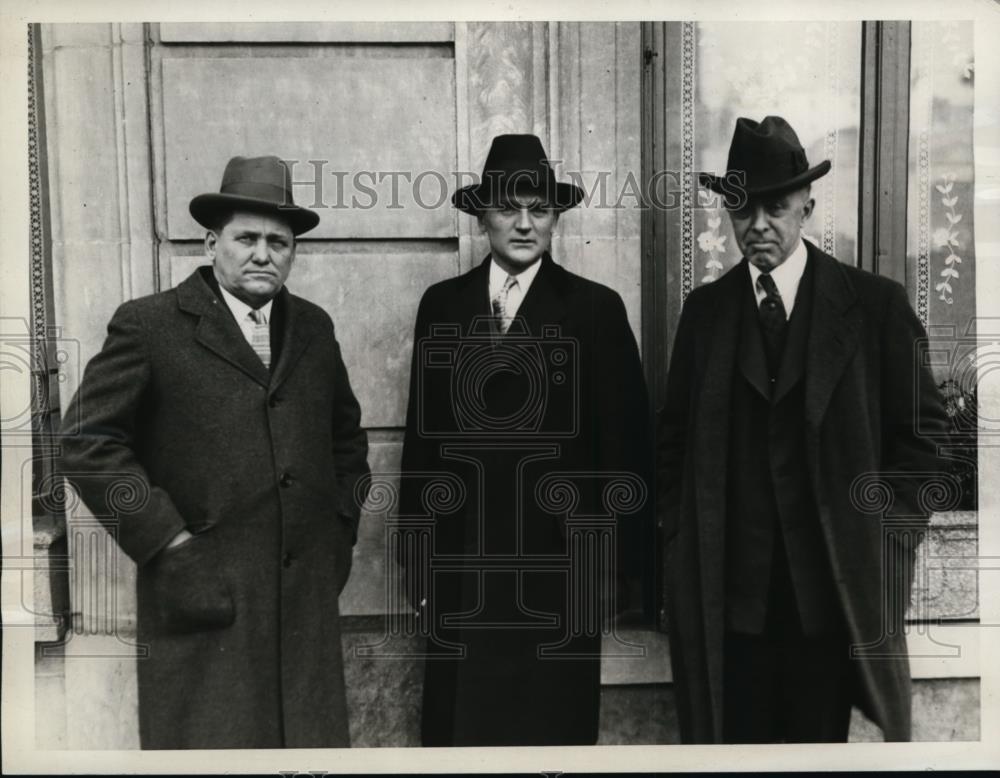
[399,253,652,746]
[658,243,949,742]
[60,266,370,748]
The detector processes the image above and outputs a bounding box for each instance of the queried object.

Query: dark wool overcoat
[59,266,370,749]
[399,254,652,746]
[658,242,949,743]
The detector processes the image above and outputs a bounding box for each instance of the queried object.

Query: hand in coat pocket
[152,532,235,633]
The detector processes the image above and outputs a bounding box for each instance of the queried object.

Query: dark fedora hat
[700,115,831,202]
[189,155,320,235]
[453,134,584,214]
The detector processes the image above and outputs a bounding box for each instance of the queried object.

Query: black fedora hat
[189,155,320,236]
[700,116,831,201]
[453,134,584,214]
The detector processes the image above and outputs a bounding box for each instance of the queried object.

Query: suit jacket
[658,242,949,742]
[399,253,653,746]
[724,257,843,636]
[59,266,370,748]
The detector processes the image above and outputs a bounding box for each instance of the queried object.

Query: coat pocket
[152,531,235,633]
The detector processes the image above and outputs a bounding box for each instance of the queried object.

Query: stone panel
[62,635,141,749]
[601,627,671,685]
[910,511,978,621]
[555,235,643,346]
[849,678,980,741]
[160,22,455,44]
[44,38,119,244]
[552,22,644,350]
[35,647,67,749]
[340,436,404,616]
[598,684,677,745]
[160,57,457,240]
[341,630,423,747]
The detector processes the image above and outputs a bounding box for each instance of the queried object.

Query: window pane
[907,21,976,344]
[906,20,977,511]
[687,21,862,292]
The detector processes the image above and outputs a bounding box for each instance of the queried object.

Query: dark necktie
[756,272,787,375]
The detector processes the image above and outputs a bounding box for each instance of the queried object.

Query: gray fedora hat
[189,155,320,235]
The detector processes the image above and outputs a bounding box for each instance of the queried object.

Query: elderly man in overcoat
[399,134,653,746]
[59,155,370,749]
[658,116,949,743]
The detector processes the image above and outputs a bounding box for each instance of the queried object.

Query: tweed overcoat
[658,242,949,743]
[399,254,653,746]
[59,266,371,749]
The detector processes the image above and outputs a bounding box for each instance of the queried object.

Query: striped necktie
[491,274,518,335]
[247,308,271,368]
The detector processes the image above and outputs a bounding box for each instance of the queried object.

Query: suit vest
[724,259,843,636]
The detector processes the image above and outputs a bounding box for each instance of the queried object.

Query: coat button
[282,552,294,568]
[269,395,281,408]
[279,472,294,487]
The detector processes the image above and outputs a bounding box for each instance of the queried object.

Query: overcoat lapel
[270,287,317,395]
[510,253,569,335]
[803,243,862,428]
[454,256,494,335]
[177,270,271,388]
[692,262,744,738]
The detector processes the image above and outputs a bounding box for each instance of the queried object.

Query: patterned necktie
[247,308,271,368]
[756,272,787,375]
[491,274,518,335]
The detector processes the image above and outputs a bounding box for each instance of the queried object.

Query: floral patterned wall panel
[684,21,862,296]
[907,21,976,372]
[907,20,976,509]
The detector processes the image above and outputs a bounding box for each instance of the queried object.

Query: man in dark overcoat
[59,156,370,748]
[658,116,949,743]
[399,134,652,746]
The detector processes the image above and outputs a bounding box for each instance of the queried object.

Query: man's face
[207,211,296,308]
[728,187,814,271]
[477,192,559,275]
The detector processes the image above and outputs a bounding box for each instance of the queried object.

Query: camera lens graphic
[452,343,546,432]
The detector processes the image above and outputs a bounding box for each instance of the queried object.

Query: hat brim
[190,193,320,236]
[699,159,831,203]
[452,181,585,215]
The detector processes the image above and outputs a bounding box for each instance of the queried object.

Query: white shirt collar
[217,282,274,324]
[747,239,808,319]
[489,255,543,298]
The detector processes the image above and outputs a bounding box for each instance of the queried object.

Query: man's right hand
[164,528,195,550]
